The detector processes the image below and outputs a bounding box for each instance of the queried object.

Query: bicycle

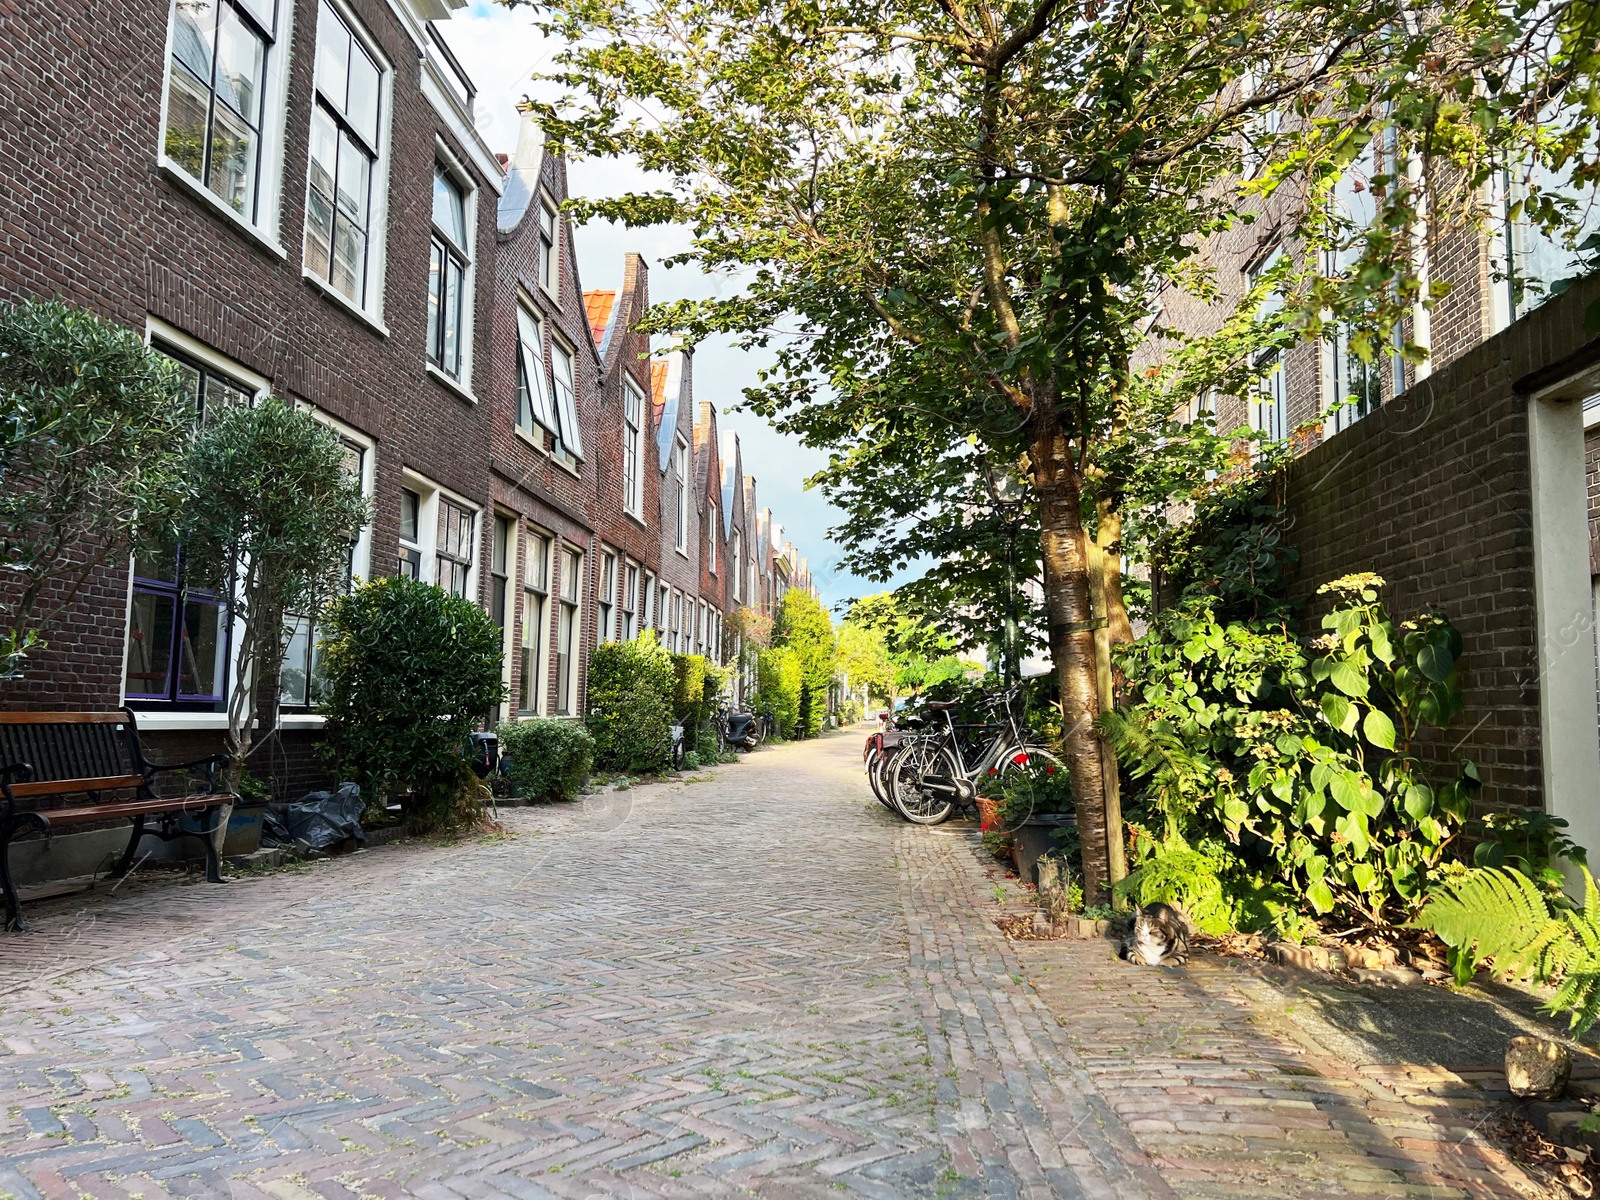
[886,685,1064,825]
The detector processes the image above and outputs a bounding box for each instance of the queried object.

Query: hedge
[587,632,675,772]
[497,718,594,803]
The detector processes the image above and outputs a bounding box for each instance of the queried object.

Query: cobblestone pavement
[0,732,1552,1199]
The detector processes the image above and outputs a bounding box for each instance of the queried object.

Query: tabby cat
[1120,902,1192,966]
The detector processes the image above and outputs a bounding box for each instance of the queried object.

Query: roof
[584,290,616,353]
[650,361,668,426]
[497,111,544,233]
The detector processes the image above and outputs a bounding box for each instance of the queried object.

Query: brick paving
[0,732,1555,1199]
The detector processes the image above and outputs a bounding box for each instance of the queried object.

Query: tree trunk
[1086,529,1129,901]
[1030,420,1112,902]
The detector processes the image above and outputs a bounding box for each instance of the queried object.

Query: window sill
[129,711,231,732]
[514,425,551,453]
[304,270,390,337]
[278,713,327,730]
[676,548,689,559]
[552,454,581,479]
[624,510,647,528]
[158,159,288,259]
[427,362,477,404]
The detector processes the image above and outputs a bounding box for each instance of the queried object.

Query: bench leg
[201,803,229,884]
[2,814,48,934]
[112,814,148,879]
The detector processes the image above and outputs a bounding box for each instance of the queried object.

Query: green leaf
[1362,708,1396,751]
[1327,659,1368,698]
[1306,879,1335,914]
[1403,783,1433,820]
[1329,770,1362,811]
[1321,693,1357,735]
[1416,642,1453,683]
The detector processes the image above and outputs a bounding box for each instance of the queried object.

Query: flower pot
[975,795,1003,831]
[1013,814,1076,889]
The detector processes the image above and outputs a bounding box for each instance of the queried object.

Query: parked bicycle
[886,684,1063,825]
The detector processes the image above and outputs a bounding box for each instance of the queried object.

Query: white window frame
[515,299,556,442]
[156,0,294,249]
[426,145,478,394]
[299,0,394,327]
[597,548,617,645]
[555,543,583,715]
[730,529,742,601]
[623,378,645,518]
[538,196,560,299]
[674,437,689,554]
[491,511,516,721]
[707,501,718,575]
[621,562,638,641]
[399,469,479,599]
[549,336,584,465]
[520,525,552,716]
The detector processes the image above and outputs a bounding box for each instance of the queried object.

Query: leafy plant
[774,590,836,738]
[672,653,711,729]
[497,718,594,803]
[1470,810,1587,899]
[1103,576,1479,926]
[754,646,801,739]
[181,397,371,790]
[0,301,191,679]
[317,576,506,832]
[587,632,674,773]
[989,761,1074,827]
[1112,841,1236,936]
[1411,866,1600,1034]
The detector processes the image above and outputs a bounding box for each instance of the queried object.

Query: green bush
[755,646,802,738]
[497,718,594,803]
[672,653,710,728]
[774,590,835,738]
[318,575,507,833]
[1102,574,1478,926]
[588,632,674,773]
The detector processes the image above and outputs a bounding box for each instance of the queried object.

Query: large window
[707,502,718,574]
[598,550,617,644]
[550,340,583,464]
[623,379,644,517]
[163,0,278,222]
[622,563,638,641]
[1248,249,1287,444]
[538,200,559,296]
[281,428,371,707]
[515,305,555,438]
[436,497,475,598]
[428,164,471,381]
[125,350,252,707]
[490,514,513,719]
[520,530,551,714]
[398,488,422,577]
[1324,132,1399,432]
[555,546,582,714]
[674,438,689,552]
[305,0,383,308]
[730,529,742,601]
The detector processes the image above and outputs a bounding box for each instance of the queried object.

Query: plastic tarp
[262,782,364,851]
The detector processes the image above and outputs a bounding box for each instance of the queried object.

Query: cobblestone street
[0,733,1556,1199]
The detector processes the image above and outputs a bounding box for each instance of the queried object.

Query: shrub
[754,646,801,738]
[0,301,191,679]
[1102,575,1479,926]
[317,575,506,833]
[588,632,674,772]
[774,590,836,738]
[497,718,594,803]
[672,653,710,727]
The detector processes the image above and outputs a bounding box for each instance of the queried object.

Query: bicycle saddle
[926,699,959,710]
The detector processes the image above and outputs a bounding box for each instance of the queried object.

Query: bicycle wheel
[993,745,1067,821]
[866,746,897,811]
[888,741,959,825]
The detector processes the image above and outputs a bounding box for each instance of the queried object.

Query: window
[1247,249,1287,444]
[658,582,668,633]
[550,340,583,463]
[1240,64,1281,179]
[555,546,581,714]
[622,563,638,640]
[643,571,657,630]
[427,165,471,380]
[707,502,718,574]
[281,428,371,707]
[538,200,559,296]
[162,0,278,222]
[1323,129,1399,432]
[125,350,253,707]
[674,438,689,552]
[730,529,742,600]
[598,550,617,644]
[305,0,383,307]
[521,530,550,714]
[436,497,475,598]
[398,488,422,577]
[670,591,682,652]
[490,514,513,718]
[623,379,644,517]
[515,305,555,438]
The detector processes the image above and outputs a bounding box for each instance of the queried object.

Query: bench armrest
[143,753,231,794]
[0,761,32,818]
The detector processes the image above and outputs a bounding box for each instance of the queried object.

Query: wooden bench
[0,710,234,932]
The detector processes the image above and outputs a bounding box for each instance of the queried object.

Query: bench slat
[0,712,128,725]
[7,775,145,799]
[41,795,231,828]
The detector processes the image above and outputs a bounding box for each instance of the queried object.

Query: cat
[1120,901,1192,967]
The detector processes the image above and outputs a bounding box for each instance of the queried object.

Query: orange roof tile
[583,290,616,348]
[650,361,669,418]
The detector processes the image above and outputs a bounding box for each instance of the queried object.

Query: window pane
[520,593,545,711]
[516,308,553,432]
[305,108,338,279]
[207,102,257,213]
[560,549,580,603]
[556,604,574,713]
[331,213,366,303]
[178,597,225,697]
[432,167,466,248]
[400,489,419,542]
[551,343,581,457]
[163,60,210,178]
[525,533,549,590]
[442,256,462,377]
[213,5,264,122]
[124,590,176,698]
[335,129,370,223]
[314,0,349,109]
[427,242,443,363]
[172,0,218,80]
[346,43,380,147]
[234,0,276,33]
[281,614,311,706]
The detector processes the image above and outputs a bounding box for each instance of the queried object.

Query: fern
[1412,866,1600,1033]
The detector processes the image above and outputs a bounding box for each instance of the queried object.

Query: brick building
[1143,121,1600,851]
[0,0,816,870]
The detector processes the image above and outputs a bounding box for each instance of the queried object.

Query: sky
[440,2,890,614]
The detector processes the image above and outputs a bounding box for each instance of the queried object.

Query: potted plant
[998,761,1075,887]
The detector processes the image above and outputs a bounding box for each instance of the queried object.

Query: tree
[531,0,1591,899]
[0,301,190,681]
[181,398,372,789]
[774,589,836,737]
[318,575,507,830]
[837,619,893,706]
